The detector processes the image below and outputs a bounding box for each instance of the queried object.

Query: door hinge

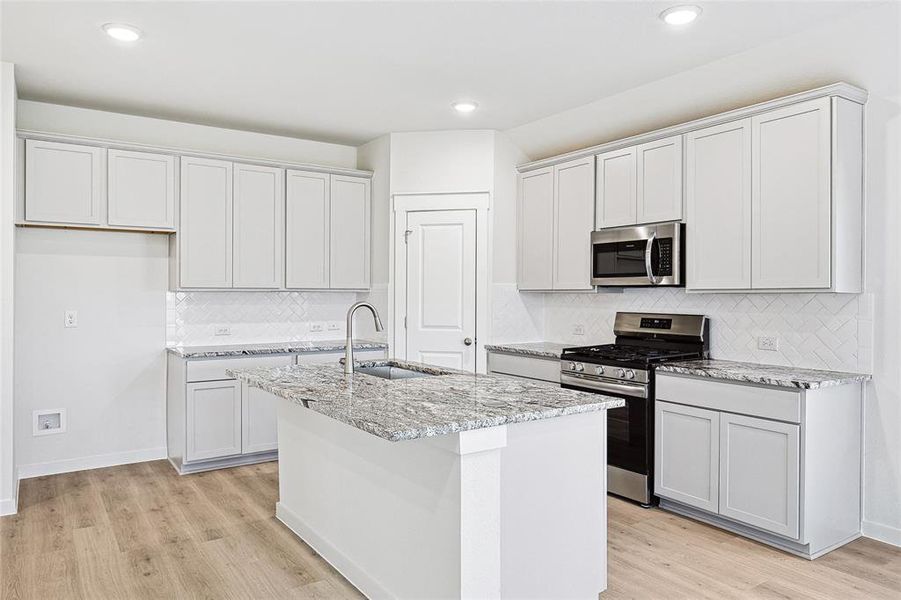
[404,316,407,329]
[403,229,413,244]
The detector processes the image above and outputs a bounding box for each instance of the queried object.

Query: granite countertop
[166,339,388,359]
[657,359,872,390]
[484,342,570,360]
[229,359,624,442]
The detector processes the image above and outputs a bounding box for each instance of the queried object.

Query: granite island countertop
[229,359,624,442]
[656,359,871,390]
[484,342,570,360]
[166,339,388,359]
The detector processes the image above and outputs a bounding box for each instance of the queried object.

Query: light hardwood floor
[1,460,899,599]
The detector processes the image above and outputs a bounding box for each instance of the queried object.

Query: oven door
[562,373,652,504]
[591,222,682,287]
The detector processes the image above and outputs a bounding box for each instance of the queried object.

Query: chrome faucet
[345,301,384,374]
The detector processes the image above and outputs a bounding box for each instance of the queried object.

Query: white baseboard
[862,519,901,548]
[17,446,167,480]
[0,474,21,515]
[276,501,386,599]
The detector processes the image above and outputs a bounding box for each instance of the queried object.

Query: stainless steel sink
[355,365,435,380]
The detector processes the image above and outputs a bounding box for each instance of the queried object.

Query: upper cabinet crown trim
[516,82,868,173]
[16,129,373,179]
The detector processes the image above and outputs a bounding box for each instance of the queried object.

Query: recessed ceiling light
[102,23,142,42]
[452,101,479,114]
[659,5,702,26]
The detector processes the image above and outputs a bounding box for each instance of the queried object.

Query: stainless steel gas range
[560,312,709,506]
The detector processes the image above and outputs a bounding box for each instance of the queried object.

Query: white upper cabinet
[25,139,104,225]
[518,167,555,290]
[752,98,832,289]
[286,170,330,289]
[329,175,371,290]
[686,120,752,290]
[179,157,233,288]
[107,149,176,230]
[553,157,594,290]
[233,163,284,289]
[636,135,683,224]
[595,147,637,228]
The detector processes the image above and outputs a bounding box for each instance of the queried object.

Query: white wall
[389,130,494,194]
[15,229,168,477]
[17,100,358,168]
[502,3,901,545]
[0,63,18,514]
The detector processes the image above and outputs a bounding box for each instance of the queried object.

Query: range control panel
[640,317,673,330]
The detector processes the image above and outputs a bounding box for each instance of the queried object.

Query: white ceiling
[0,1,873,146]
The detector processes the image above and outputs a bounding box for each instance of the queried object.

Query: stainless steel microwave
[590,222,684,287]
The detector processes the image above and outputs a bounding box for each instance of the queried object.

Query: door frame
[391,192,490,373]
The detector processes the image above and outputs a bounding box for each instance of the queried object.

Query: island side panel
[500,411,608,599]
[275,395,482,599]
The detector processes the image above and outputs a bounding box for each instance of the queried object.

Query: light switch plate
[310,322,324,333]
[327,321,341,332]
[214,325,232,336]
[64,310,77,328]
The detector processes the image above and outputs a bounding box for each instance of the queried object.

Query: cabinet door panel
[233,163,284,289]
[553,157,594,290]
[636,135,683,224]
[686,120,752,290]
[25,139,104,225]
[654,401,719,512]
[329,175,370,289]
[595,147,637,228]
[518,168,554,290]
[719,413,800,539]
[242,385,278,454]
[107,149,175,229]
[180,157,233,288]
[752,98,831,289]
[286,170,330,289]
[185,381,242,462]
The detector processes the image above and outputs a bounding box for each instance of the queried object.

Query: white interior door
[404,210,477,371]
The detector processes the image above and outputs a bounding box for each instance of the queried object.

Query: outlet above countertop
[166,339,388,359]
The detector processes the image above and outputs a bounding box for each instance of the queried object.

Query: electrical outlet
[758,336,779,351]
[572,324,585,336]
[64,310,78,328]
[327,321,341,332]
[33,409,66,436]
[310,322,324,333]
[214,325,232,336]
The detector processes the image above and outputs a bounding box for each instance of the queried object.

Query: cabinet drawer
[186,355,294,382]
[656,374,801,423]
[487,352,560,383]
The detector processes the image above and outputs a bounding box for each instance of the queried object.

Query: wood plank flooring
[2,460,899,599]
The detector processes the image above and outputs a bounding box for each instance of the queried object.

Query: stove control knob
[594,366,605,376]
[626,370,635,380]
[568,362,577,371]
[575,363,585,372]
[618,368,626,378]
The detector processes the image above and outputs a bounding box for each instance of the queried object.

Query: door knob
[463,337,473,346]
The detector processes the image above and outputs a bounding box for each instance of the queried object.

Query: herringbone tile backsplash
[493,284,872,373]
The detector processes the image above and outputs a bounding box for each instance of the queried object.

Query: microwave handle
[645,232,662,285]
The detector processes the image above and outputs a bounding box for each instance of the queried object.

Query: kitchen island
[230,359,624,600]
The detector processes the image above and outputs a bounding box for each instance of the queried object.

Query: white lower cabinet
[654,373,862,559]
[654,402,719,513]
[167,348,386,474]
[719,413,800,538]
[185,380,242,462]
[242,385,279,454]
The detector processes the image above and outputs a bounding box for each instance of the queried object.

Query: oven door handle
[645,232,662,285]
[561,373,648,398]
